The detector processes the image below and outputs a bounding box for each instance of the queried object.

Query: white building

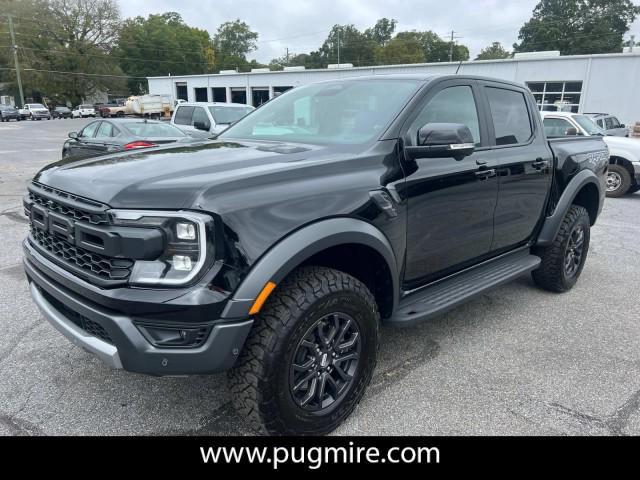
[147,51,640,125]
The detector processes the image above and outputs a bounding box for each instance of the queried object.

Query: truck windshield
[219,79,421,145]
[573,115,606,136]
[209,106,254,125]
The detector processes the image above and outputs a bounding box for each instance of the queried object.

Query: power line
[0,66,147,79]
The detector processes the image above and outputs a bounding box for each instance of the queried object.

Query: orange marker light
[248,281,277,315]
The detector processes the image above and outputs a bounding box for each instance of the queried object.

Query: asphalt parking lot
[1,118,639,436]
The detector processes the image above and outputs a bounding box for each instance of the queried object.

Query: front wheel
[606,164,631,197]
[229,266,379,435]
[532,205,590,293]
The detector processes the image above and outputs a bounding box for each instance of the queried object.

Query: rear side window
[96,122,118,138]
[174,106,194,125]
[485,87,533,145]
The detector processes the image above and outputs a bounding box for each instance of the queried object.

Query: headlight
[108,210,211,286]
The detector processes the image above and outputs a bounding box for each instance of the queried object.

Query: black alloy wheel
[564,224,585,278]
[289,312,361,411]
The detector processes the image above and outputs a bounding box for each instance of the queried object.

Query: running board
[387,250,541,327]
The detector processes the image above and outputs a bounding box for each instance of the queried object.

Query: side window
[485,87,533,145]
[80,122,100,138]
[604,117,614,130]
[543,117,576,137]
[96,122,115,138]
[596,119,603,128]
[409,85,481,145]
[192,107,210,129]
[174,106,194,125]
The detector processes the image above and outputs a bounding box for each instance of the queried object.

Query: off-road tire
[229,266,379,435]
[532,205,590,293]
[606,164,631,198]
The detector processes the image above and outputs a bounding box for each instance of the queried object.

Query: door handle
[475,168,496,179]
[532,158,549,169]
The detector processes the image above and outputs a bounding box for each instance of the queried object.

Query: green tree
[214,19,258,71]
[0,0,125,106]
[319,24,376,66]
[514,0,640,55]
[394,30,469,62]
[475,41,511,60]
[374,34,425,65]
[118,12,215,94]
[365,18,398,47]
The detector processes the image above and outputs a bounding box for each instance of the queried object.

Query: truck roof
[308,73,529,90]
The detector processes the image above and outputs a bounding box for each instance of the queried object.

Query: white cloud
[117,0,640,63]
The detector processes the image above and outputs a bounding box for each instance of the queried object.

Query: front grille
[40,289,114,345]
[28,188,108,225]
[26,183,135,284]
[31,226,134,280]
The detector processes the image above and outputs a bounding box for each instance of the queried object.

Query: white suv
[72,104,96,118]
[541,111,640,197]
[171,102,254,137]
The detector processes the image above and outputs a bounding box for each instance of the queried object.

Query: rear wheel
[116,111,125,118]
[532,205,590,293]
[606,164,631,197]
[229,266,379,435]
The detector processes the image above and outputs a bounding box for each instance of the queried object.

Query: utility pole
[285,47,290,65]
[448,30,455,62]
[7,14,25,107]
[337,27,340,66]
[631,35,635,53]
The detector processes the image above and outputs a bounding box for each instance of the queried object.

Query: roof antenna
[455,59,463,74]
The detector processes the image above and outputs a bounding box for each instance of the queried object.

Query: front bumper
[24,240,253,376]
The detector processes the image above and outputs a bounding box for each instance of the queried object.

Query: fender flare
[536,169,602,246]
[221,217,399,318]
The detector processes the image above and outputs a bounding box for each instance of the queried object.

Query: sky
[117,0,640,63]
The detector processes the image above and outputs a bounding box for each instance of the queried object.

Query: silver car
[585,113,629,137]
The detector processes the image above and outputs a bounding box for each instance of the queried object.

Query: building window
[231,88,247,105]
[252,88,269,107]
[194,87,208,102]
[212,87,226,102]
[175,82,188,101]
[526,81,582,113]
[273,86,293,96]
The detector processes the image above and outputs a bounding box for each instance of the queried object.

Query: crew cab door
[480,82,552,251]
[399,79,499,288]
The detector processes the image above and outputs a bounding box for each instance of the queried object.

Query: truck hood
[34,139,327,209]
[602,135,640,150]
[602,136,640,162]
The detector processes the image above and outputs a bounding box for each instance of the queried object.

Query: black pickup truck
[23,75,607,435]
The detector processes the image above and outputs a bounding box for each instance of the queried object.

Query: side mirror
[193,121,210,131]
[406,123,475,160]
[68,131,79,139]
[565,127,579,136]
[620,123,626,128]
